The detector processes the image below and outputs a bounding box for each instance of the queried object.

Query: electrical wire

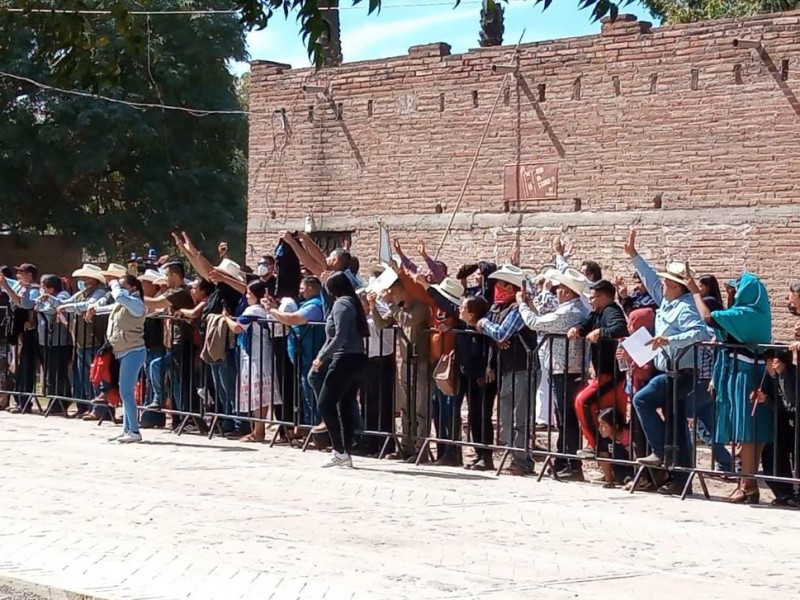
[0,70,256,117]
[0,0,504,16]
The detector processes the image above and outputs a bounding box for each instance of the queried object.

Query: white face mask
[257,265,270,277]
[77,280,86,292]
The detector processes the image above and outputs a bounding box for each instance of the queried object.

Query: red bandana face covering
[493,284,516,305]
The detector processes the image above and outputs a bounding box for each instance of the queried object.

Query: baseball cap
[14,263,38,276]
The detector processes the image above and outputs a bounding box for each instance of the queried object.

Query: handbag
[433,350,460,397]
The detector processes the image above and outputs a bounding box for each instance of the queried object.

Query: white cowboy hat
[101,263,127,278]
[140,269,167,286]
[537,267,561,287]
[366,268,399,294]
[214,258,245,282]
[432,277,465,305]
[658,262,694,286]
[488,264,526,289]
[71,264,106,284]
[551,268,588,297]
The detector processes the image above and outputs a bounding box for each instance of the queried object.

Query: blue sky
[241,0,657,71]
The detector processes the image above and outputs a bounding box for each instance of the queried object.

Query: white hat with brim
[71,264,106,284]
[432,277,465,305]
[537,267,561,287]
[657,262,693,287]
[366,268,399,294]
[551,268,588,297]
[488,264,526,289]
[102,263,127,278]
[140,269,167,285]
[214,258,245,283]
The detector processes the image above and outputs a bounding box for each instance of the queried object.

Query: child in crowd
[596,407,634,488]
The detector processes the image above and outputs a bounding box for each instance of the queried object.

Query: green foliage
[0,0,248,259]
[641,0,798,23]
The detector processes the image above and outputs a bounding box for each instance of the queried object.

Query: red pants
[574,374,627,449]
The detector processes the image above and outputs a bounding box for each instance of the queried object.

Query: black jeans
[172,342,206,432]
[318,353,368,454]
[762,413,798,499]
[15,330,39,407]
[552,373,583,472]
[466,376,497,460]
[44,345,73,414]
[360,354,396,454]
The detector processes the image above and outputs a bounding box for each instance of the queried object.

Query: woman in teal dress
[687,271,773,504]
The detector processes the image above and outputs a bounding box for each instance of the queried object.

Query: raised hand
[418,239,428,257]
[552,236,565,256]
[392,238,402,254]
[615,275,628,299]
[624,229,637,258]
[684,261,700,295]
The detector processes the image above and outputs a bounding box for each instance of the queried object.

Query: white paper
[378,223,392,266]
[620,326,660,368]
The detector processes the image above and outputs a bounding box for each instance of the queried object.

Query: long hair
[325,272,369,338]
[699,274,723,307]
[121,274,144,298]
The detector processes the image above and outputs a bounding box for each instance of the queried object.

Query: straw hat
[71,264,106,284]
[214,258,245,282]
[488,264,526,288]
[551,268,588,297]
[537,267,561,287]
[102,263,127,278]
[658,262,694,286]
[432,277,465,305]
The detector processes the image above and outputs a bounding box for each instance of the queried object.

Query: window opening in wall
[733,64,743,84]
[572,77,581,101]
[649,73,658,94]
[612,76,620,96]
[781,59,789,81]
[537,83,546,102]
[472,90,479,107]
[367,99,373,116]
[690,68,699,90]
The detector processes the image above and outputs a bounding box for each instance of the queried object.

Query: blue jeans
[632,372,693,484]
[432,386,465,457]
[210,350,237,416]
[148,351,179,408]
[145,348,165,403]
[74,345,100,402]
[118,348,146,435]
[295,358,319,426]
[690,379,733,472]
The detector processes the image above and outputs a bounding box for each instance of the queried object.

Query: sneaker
[143,402,161,411]
[576,448,596,459]
[310,423,328,434]
[322,451,352,468]
[107,432,127,442]
[117,432,143,444]
[636,453,663,467]
[555,467,585,482]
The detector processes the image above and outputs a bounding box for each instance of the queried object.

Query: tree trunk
[319,0,343,67]
[479,3,505,48]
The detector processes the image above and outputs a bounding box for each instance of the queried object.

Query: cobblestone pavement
[1,413,798,600]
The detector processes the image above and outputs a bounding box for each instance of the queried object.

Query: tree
[641,0,798,24]
[2,1,625,78]
[319,0,343,67]
[0,0,248,258]
[479,1,505,47]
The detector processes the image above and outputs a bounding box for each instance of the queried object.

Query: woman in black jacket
[312,273,369,468]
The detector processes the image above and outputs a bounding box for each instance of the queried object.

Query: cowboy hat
[213,258,245,282]
[537,267,561,287]
[551,268,588,297]
[366,268,399,294]
[71,264,106,284]
[102,263,127,278]
[140,269,168,286]
[432,277,465,305]
[657,262,694,287]
[488,264,526,289]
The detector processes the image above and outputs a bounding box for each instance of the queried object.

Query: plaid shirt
[478,306,525,343]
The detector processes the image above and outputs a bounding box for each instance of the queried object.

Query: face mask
[77,281,86,292]
[257,265,269,277]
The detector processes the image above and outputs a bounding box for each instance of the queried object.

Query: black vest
[487,302,538,375]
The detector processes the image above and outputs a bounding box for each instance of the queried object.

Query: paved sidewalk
[1,413,798,600]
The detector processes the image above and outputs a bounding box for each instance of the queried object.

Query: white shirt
[367,316,395,358]
[266,297,298,338]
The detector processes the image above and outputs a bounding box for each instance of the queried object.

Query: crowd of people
[1,229,798,505]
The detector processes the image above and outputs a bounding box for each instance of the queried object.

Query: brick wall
[248,11,800,339]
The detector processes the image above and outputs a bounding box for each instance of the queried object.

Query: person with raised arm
[624,230,711,496]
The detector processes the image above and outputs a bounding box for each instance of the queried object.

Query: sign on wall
[503,163,559,201]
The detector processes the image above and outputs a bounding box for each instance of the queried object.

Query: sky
[239,0,657,73]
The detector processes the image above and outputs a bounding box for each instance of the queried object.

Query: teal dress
[711,273,773,444]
